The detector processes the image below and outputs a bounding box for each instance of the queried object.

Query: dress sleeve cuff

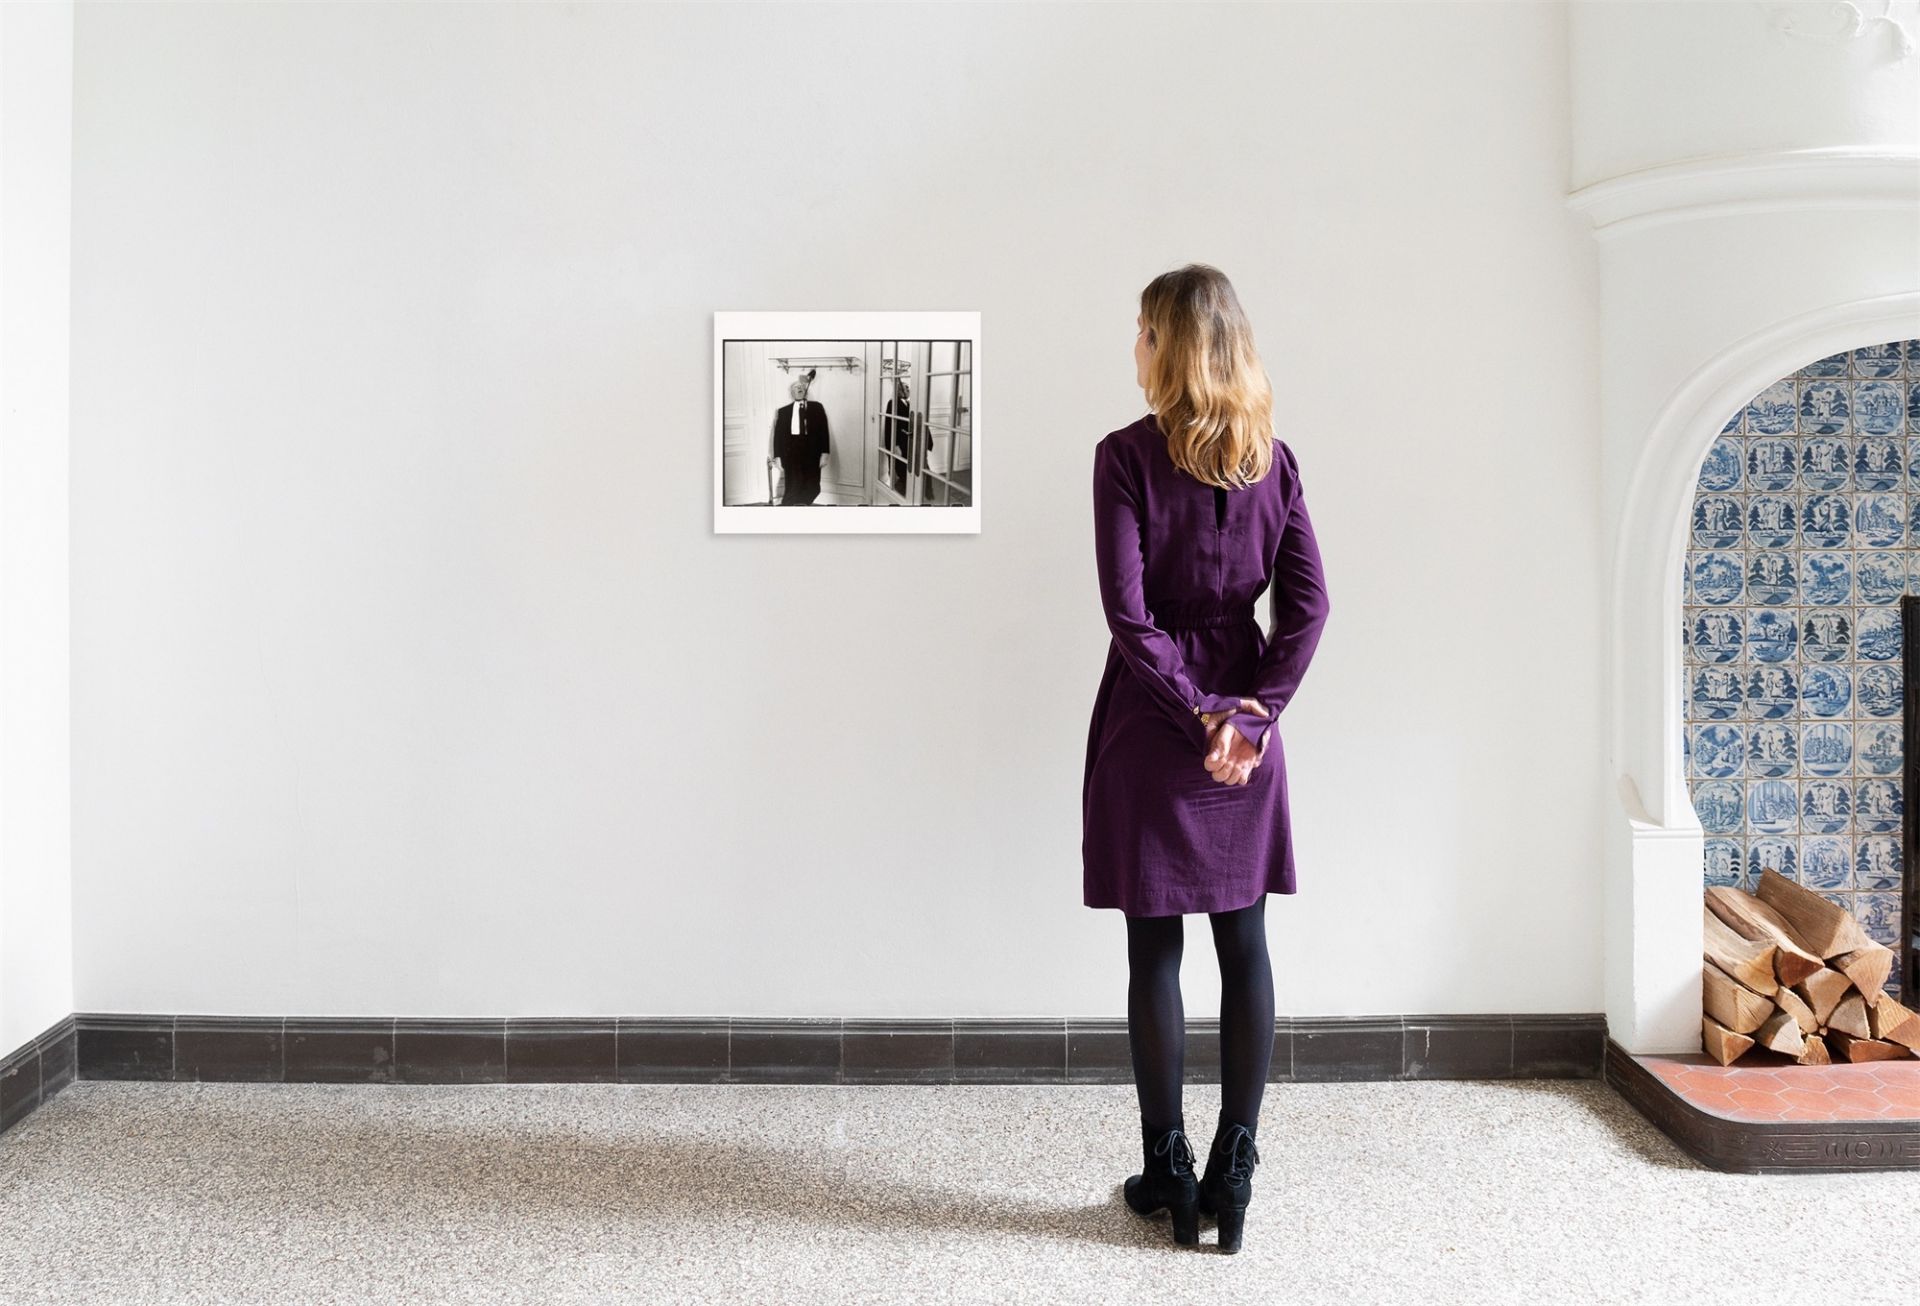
[1226,706,1274,752]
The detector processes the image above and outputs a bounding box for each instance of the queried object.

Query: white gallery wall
[0,1,75,1055]
[68,2,1600,1019]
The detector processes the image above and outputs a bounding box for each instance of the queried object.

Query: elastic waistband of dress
[1148,598,1257,629]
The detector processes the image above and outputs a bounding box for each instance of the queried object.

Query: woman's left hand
[1202,711,1268,786]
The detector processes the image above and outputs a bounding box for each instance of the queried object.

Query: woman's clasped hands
[1199,698,1270,786]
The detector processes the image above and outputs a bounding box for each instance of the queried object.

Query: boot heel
[1170,1193,1200,1246]
[1200,1120,1260,1253]
[1215,1201,1246,1254]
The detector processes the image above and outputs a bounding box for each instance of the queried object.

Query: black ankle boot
[1196,1117,1261,1253]
[1122,1119,1200,1246]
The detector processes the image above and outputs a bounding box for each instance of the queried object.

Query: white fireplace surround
[1571,2,1920,1052]
[1572,119,1920,1055]
[1595,270,1920,1052]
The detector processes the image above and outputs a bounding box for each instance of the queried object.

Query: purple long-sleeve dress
[1082,412,1332,917]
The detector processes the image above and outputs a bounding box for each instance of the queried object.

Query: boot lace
[1215,1125,1260,1182]
[1151,1128,1197,1175]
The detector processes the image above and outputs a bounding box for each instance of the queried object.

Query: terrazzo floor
[0,1078,1915,1305]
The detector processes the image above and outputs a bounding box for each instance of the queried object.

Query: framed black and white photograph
[713,310,981,534]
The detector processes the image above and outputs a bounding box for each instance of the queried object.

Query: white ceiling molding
[1759,0,1918,60]
[1567,146,1920,238]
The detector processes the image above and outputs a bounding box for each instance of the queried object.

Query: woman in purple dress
[1082,264,1331,1252]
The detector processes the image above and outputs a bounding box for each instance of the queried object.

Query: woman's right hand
[1199,697,1268,735]
[1202,699,1269,785]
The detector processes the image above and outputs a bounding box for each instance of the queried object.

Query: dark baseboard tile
[955,1018,1066,1083]
[507,1018,617,1083]
[395,1019,506,1084]
[55,1013,1607,1090]
[844,1019,954,1084]
[1405,1014,1512,1079]
[726,1017,841,1083]
[75,1014,174,1081]
[1295,1016,1406,1082]
[1405,1013,1608,1081]
[616,1017,726,1082]
[177,1016,285,1083]
[288,1019,397,1083]
[1511,1014,1609,1078]
[0,1015,78,1138]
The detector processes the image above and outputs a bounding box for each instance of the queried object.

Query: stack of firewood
[1702,867,1919,1066]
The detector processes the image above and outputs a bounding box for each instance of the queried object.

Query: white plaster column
[1569,1,1920,1051]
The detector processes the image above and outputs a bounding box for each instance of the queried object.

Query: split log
[1751,1009,1806,1057]
[1796,1032,1833,1065]
[1828,992,1872,1040]
[1703,961,1774,1034]
[1868,995,1920,1051]
[1774,985,1819,1038]
[1704,908,1778,994]
[1792,968,1854,1027]
[1752,867,1874,959]
[1702,1016,1755,1067]
[1827,1032,1910,1063]
[1832,943,1893,1006]
[1705,887,1825,986]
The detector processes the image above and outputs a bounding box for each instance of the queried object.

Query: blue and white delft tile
[1856,777,1903,833]
[1692,665,1744,719]
[1800,835,1853,890]
[1703,839,1744,888]
[1693,780,1744,834]
[1799,663,1851,717]
[1856,663,1901,717]
[1799,385,1852,438]
[1745,778,1797,832]
[1744,664,1796,718]
[1747,495,1796,546]
[1800,551,1851,604]
[1685,338,1917,934]
[1856,892,1901,947]
[1851,344,1902,379]
[1748,834,1797,881]
[1748,609,1799,661]
[1799,722,1851,776]
[1856,549,1905,600]
[1689,609,1744,663]
[1856,605,1901,658]
[1751,722,1801,777]
[1855,835,1902,891]
[1800,778,1850,833]
[1855,493,1904,548]
[1800,609,1850,660]
[1855,436,1903,488]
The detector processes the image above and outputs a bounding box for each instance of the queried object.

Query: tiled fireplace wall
[1683,338,1919,1002]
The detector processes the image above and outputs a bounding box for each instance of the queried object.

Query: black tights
[1124,897,1274,1135]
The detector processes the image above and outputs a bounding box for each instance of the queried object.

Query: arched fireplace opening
[1681,339,1920,1007]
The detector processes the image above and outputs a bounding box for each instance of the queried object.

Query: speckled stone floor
[0,1079,1915,1304]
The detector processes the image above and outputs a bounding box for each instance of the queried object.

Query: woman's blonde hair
[1138,263,1276,489]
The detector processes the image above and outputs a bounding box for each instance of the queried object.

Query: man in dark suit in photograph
[769,370,830,505]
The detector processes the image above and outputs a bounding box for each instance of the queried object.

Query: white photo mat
[712,310,982,534]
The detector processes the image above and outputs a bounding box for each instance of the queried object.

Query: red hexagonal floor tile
[1636,1052,1920,1123]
